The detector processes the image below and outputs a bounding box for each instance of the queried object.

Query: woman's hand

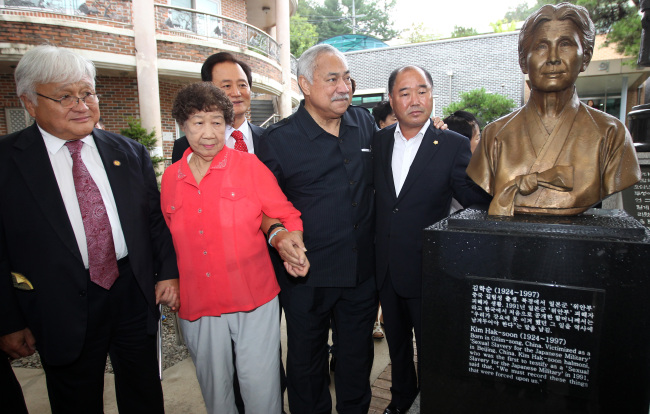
[156,278,180,312]
[272,231,310,277]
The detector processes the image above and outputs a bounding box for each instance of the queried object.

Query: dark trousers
[1,352,28,414]
[379,271,421,408]
[281,277,377,414]
[41,259,164,414]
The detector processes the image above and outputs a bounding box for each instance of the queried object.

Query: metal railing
[156,4,296,74]
[260,113,280,128]
[0,0,297,74]
[1,0,132,24]
[158,4,276,63]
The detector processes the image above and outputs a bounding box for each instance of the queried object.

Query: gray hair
[297,44,348,88]
[15,45,96,106]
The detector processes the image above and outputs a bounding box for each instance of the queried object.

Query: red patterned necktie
[65,140,119,290]
[232,130,248,152]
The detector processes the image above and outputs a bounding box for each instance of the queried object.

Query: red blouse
[161,146,303,320]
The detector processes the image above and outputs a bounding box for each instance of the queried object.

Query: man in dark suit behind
[171,52,264,163]
[373,65,490,414]
[0,45,179,413]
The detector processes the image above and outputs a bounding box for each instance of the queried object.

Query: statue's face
[524,19,587,93]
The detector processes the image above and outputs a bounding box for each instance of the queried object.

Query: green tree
[299,0,399,42]
[404,22,442,44]
[451,26,479,38]
[504,1,542,21]
[605,11,642,57]
[120,117,164,179]
[489,19,518,33]
[341,0,399,40]
[443,88,515,127]
[502,1,641,57]
[290,13,319,56]
[308,0,347,41]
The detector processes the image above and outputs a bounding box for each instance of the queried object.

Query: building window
[5,108,31,133]
[581,97,621,118]
[5,0,85,15]
[168,0,222,37]
[351,94,384,110]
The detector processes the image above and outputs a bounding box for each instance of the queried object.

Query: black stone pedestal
[421,208,650,413]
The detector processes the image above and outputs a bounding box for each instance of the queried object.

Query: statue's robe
[467,91,641,216]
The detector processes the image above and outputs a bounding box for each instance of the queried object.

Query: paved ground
[15,315,416,413]
[369,341,419,414]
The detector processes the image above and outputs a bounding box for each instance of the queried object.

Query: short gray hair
[15,45,96,106]
[297,44,348,86]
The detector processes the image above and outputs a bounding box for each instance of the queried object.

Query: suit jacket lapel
[93,130,134,248]
[397,126,441,202]
[12,124,83,264]
[249,122,264,149]
[381,131,398,201]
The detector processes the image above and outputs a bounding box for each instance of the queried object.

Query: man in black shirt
[257,44,377,414]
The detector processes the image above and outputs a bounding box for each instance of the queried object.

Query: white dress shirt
[40,127,128,268]
[225,122,254,154]
[392,119,431,196]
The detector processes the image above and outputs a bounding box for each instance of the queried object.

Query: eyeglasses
[36,92,99,108]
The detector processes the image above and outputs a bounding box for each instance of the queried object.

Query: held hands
[271,230,310,277]
[0,328,36,359]
[155,278,180,312]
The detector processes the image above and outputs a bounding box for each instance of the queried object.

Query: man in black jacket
[373,65,490,414]
[0,45,178,413]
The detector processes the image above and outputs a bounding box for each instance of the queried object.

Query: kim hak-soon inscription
[465,278,604,397]
[622,165,650,226]
[421,209,650,413]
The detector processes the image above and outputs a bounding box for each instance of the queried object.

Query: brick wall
[345,32,524,117]
[157,41,283,84]
[240,54,283,83]
[221,0,247,21]
[95,75,140,132]
[0,21,134,55]
[160,79,190,157]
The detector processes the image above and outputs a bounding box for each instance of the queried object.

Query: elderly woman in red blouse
[161,82,307,414]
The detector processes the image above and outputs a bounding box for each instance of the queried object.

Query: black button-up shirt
[257,101,377,287]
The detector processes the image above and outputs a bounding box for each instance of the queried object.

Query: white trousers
[180,296,282,414]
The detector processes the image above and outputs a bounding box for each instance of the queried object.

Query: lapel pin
[433,140,439,145]
[113,160,121,166]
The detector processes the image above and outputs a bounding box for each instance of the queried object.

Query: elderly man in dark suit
[171,52,264,162]
[373,65,490,414]
[0,45,179,413]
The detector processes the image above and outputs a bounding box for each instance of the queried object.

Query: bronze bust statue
[467,2,641,216]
